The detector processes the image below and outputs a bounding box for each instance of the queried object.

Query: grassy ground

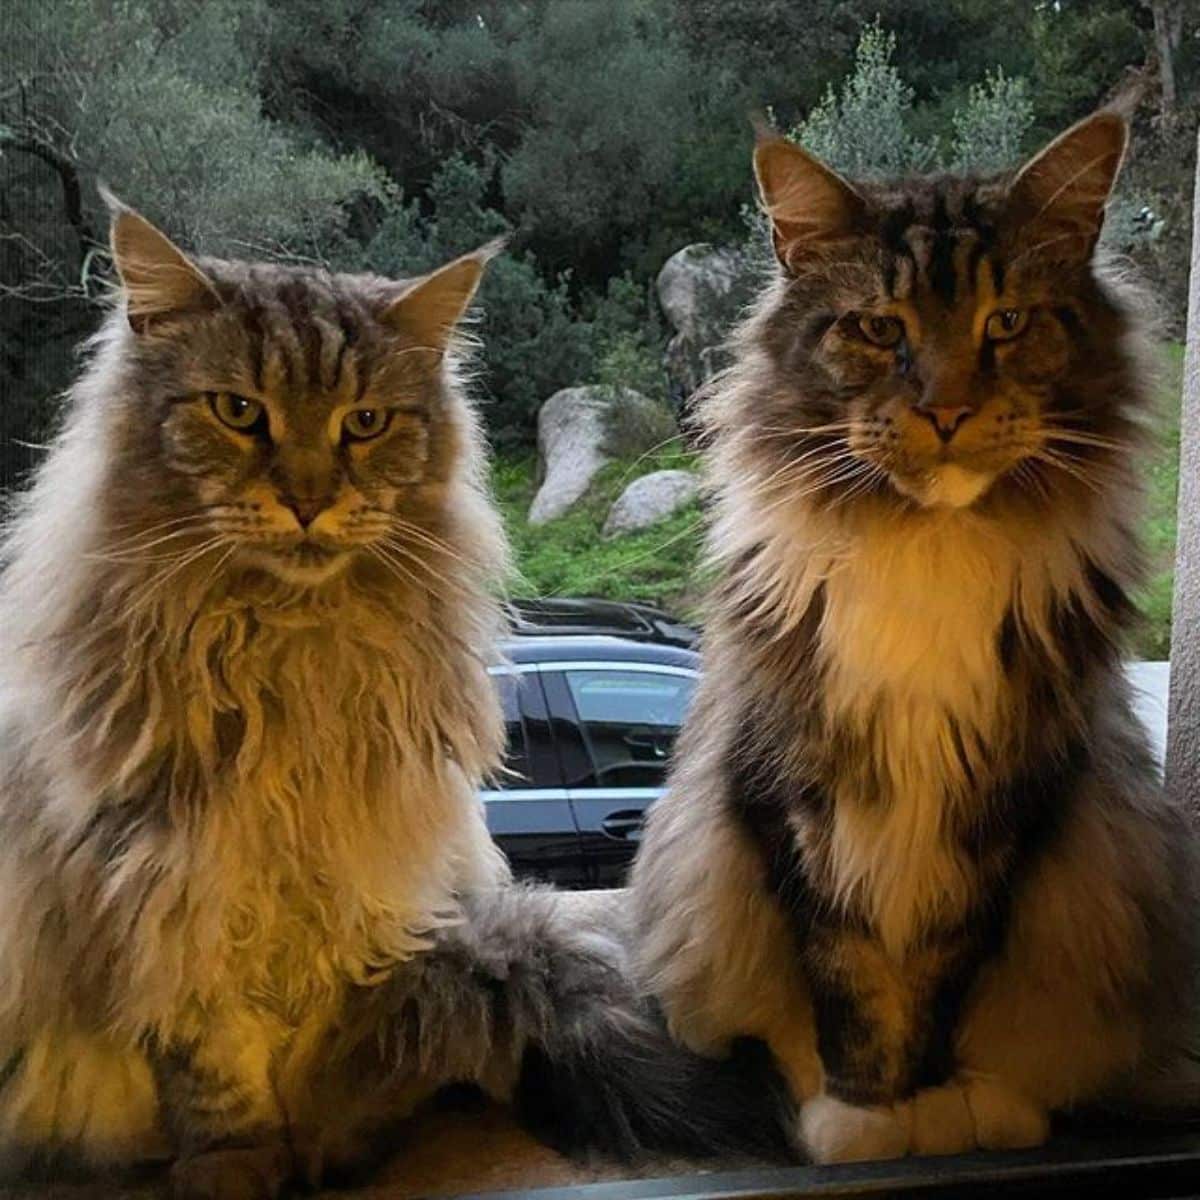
[496,344,1185,657]
[493,439,709,617]
[1136,342,1184,659]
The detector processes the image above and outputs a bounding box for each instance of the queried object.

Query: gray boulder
[603,469,699,538]
[656,243,747,408]
[529,386,669,526]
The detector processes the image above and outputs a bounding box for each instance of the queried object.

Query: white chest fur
[812,512,1023,956]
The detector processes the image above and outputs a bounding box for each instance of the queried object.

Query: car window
[563,669,694,788]
[492,672,532,789]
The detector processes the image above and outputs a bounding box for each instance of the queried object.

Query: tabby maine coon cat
[0,201,782,1198]
[632,111,1200,1164]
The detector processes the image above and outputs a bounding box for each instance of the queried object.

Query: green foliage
[1135,343,1185,660]
[793,22,1039,177]
[590,274,670,406]
[1028,3,1145,135]
[668,0,858,123]
[949,70,1035,174]
[19,0,389,259]
[795,21,938,177]
[500,2,699,269]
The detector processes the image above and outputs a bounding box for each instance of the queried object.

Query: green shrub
[949,70,1035,174]
[794,21,938,177]
[791,22,1037,179]
[590,273,670,406]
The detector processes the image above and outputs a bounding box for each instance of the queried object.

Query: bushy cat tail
[516,1008,791,1161]
[500,888,793,1162]
[336,885,792,1165]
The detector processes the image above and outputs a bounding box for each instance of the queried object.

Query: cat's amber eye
[857,314,905,347]
[985,308,1029,341]
[209,392,265,432]
[342,408,392,442]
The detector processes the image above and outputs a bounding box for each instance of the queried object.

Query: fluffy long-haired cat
[0,200,784,1197]
[632,111,1200,1164]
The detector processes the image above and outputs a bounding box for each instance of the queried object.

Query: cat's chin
[241,545,352,587]
[889,464,994,510]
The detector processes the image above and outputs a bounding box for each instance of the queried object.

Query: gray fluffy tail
[342,885,792,1163]
[501,888,792,1161]
[515,1004,791,1161]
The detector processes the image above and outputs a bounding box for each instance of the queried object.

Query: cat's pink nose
[912,404,973,443]
[283,497,329,529]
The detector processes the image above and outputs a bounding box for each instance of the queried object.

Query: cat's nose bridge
[911,333,978,409]
[269,445,338,527]
[909,340,981,443]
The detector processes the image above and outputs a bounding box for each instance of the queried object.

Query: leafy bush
[791,23,1037,179]
[590,274,670,405]
[795,21,938,177]
[499,1,715,274]
[29,0,390,261]
[949,70,1035,174]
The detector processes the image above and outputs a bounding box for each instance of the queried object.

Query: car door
[541,663,696,887]
[480,668,587,885]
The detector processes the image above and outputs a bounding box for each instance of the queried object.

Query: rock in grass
[603,469,699,538]
[529,386,672,525]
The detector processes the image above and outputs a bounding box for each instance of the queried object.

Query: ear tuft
[103,188,216,331]
[1008,111,1128,260]
[752,135,865,273]
[382,240,504,351]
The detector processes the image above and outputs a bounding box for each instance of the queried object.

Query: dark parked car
[482,599,699,887]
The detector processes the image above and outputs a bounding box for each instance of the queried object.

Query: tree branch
[0,124,96,249]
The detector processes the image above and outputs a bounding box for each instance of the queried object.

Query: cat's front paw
[909,1082,975,1156]
[799,1093,911,1163]
[963,1077,1049,1150]
[171,1142,292,1200]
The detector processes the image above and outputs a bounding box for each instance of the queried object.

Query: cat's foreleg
[916,797,1164,1155]
[150,1010,294,1200]
[0,1026,165,1170]
[790,929,919,1164]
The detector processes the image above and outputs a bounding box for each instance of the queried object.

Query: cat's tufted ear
[382,239,505,352]
[1007,111,1128,261]
[753,128,865,273]
[102,187,217,333]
